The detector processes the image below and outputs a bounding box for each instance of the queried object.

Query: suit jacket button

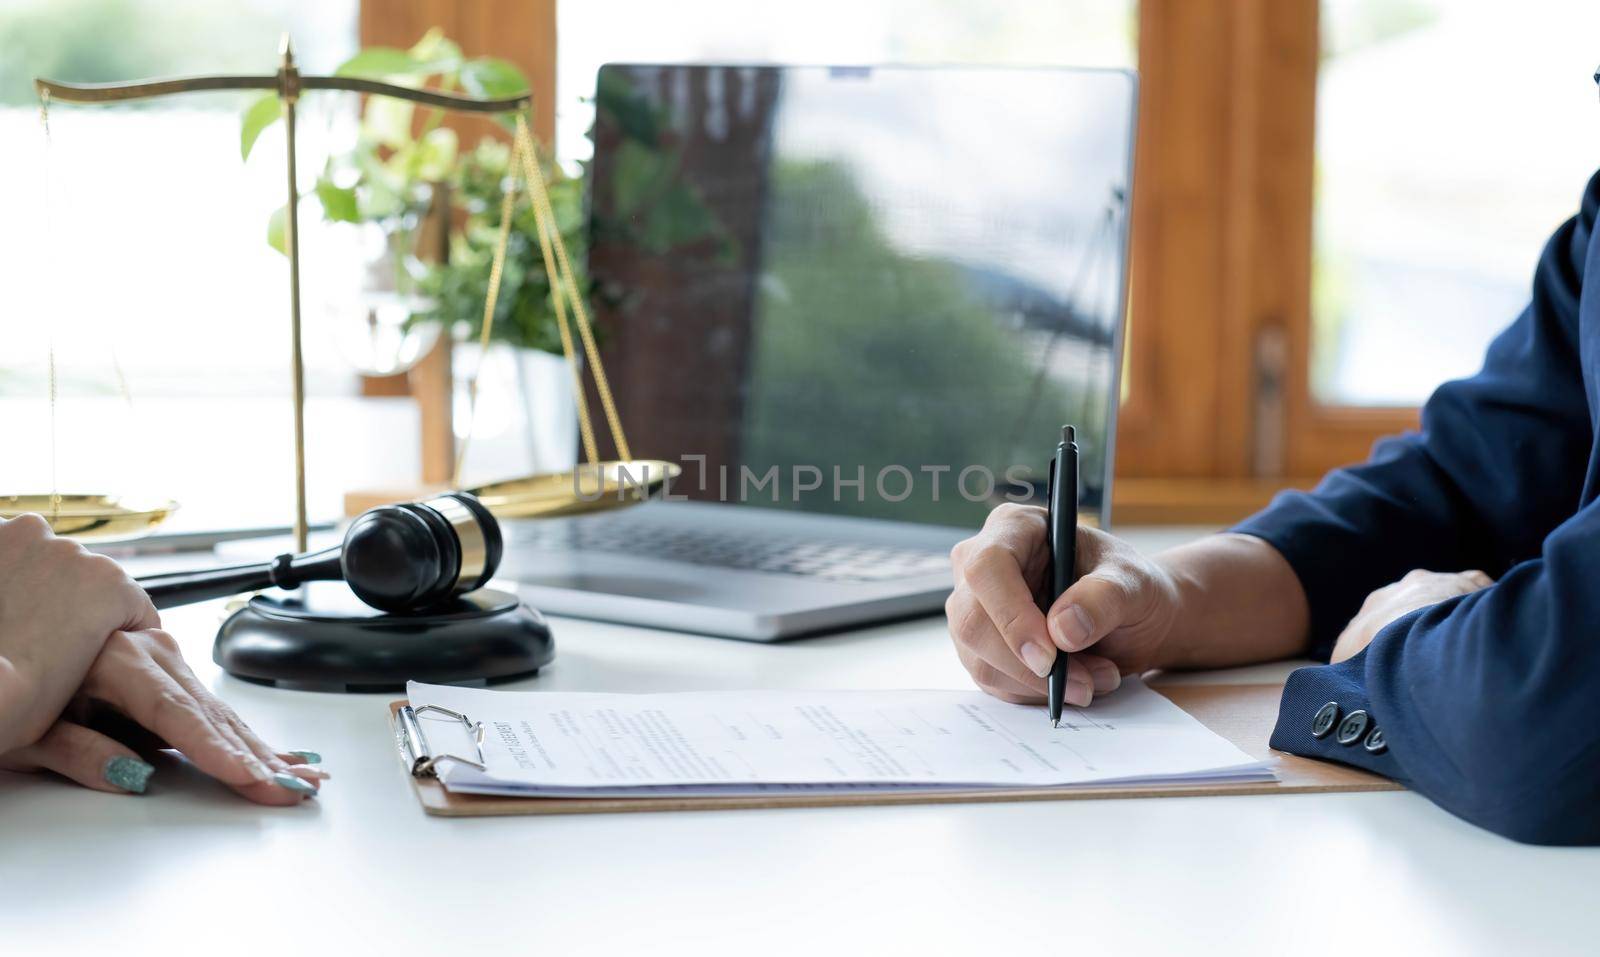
[1311,702,1340,738]
[1363,726,1387,754]
[1335,710,1370,745]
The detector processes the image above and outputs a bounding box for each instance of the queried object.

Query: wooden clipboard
[388,683,1400,817]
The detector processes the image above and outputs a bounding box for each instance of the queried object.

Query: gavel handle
[137,548,344,610]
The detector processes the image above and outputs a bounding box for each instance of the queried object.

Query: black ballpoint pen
[1046,425,1080,728]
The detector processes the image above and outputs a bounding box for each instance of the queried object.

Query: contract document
[406,678,1275,798]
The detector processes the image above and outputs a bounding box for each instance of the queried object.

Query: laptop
[499,63,1137,640]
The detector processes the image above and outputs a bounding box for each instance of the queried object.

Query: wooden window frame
[1114,0,1420,524]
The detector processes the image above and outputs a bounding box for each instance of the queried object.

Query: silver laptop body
[500,63,1137,640]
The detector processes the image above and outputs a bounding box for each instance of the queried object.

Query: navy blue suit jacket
[1235,169,1600,846]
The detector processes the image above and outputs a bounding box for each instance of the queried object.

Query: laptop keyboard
[514,517,951,583]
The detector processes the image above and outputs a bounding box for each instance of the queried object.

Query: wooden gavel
[136,493,504,615]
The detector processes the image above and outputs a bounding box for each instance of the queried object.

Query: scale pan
[0,494,178,540]
[466,460,682,520]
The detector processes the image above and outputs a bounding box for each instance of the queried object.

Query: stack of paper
[405,678,1275,798]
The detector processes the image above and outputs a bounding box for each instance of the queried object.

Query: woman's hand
[0,514,161,754]
[0,514,326,803]
[945,504,1182,706]
[1,628,328,804]
[1331,568,1494,663]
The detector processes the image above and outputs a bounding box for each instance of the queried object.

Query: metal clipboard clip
[395,704,487,778]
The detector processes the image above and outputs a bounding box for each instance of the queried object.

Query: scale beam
[35,74,532,113]
[35,75,279,101]
[29,39,644,543]
[34,42,533,550]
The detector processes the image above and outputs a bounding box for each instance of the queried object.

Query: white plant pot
[514,346,581,474]
[452,344,580,480]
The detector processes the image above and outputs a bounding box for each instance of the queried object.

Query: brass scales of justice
[9,38,680,690]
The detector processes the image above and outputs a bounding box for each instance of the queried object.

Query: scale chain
[513,114,632,462]
[514,120,600,467]
[38,90,61,522]
[453,175,523,485]
[454,110,636,485]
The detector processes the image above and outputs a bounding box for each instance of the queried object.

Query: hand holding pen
[946,434,1183,709]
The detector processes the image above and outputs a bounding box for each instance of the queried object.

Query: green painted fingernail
[272,771,317,796]
[104,757,154,794]
[288,750,322,765]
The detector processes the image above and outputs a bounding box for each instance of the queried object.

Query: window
[1313,0,1600,405]
[0,0,420,530]
[1112,1,1600,523]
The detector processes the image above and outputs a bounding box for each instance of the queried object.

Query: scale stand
[29,38,670,690]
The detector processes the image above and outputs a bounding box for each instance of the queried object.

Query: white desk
[2,528,1597,956]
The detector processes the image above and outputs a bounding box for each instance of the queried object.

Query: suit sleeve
[1271,502,1600,845]
[1234,171,1600,845]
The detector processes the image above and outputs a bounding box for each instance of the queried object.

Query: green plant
[237,30,724,358]
[240,28,528,255]
[413,137,588,353]
[430,65,731,355]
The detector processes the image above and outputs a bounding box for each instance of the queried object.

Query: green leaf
[460,57,529,99]
[364,96,416,149]
[408,28,464,74]
[315,177,360,223]
[353,148,406,221]
[240,93,281,161]
[335,47,424,79]
[359,182,405,222]
[413,127,459,182]
[547,176,584,235]
[266,204,287,255]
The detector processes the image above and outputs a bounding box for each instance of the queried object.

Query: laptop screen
[586,64,1135,528]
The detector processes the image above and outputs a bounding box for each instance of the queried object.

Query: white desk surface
[2,527,1596,956]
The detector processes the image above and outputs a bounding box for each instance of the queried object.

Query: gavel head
[339,492,504,613]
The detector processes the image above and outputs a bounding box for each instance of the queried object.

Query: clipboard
[387,683,1401,817]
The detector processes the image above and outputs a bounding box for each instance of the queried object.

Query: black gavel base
[214,583,554,692]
